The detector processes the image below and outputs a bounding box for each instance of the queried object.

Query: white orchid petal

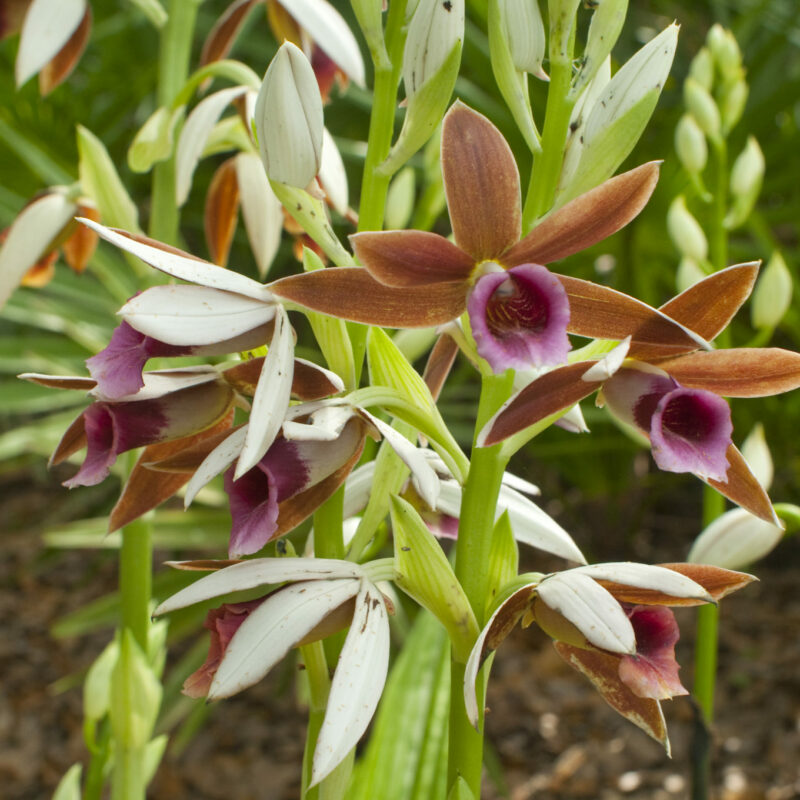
[278,0,365,87]
[500,471,540,496]
[312,580,389,785]
[183,426,248,507]
[572,562,713,602]
[209,578,361,699]
[154,558,364,616]
[176,86,250,206]
[283,403,353,441]
[361,411,440,509]
[236,305,295,477]
[556,403,589,434]
[537,571,636,654]
[319,128,349,216]
[120,284,276,346]
[79,217,273,300]
[582,336,631,381]
[234,152,284,279]
[90,368,218,402]
[498,486,587,564]
[464,583,536,728]
[688,508,783,570]
[343,462,377,518]
[294,358,345,394]
[0,193,77,309]
[16,0,86,86]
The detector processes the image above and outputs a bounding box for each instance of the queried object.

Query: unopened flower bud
[110,630,162,748]
[379,0,464,174]
[83,640,119,722]
[385,166,416,230]
[725,136,764,228]
[707,24,741,78]
[572,0,627,97]
[667,195,708,263]
[751,251,792,331]
[741,423,773,491]
[689,47,714,90]
[676,256,706,293]
[255,42,324,188]
[502,0,546,78]
[684,78,720,139]
[688,507,782,569]
[719,77,748,133]
[675,113,707,174]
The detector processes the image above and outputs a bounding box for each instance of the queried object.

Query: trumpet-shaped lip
[467,263,571,372]
[649,386,732,481]
[618,605,687,700]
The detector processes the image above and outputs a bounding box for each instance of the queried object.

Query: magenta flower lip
[468,263,571,372]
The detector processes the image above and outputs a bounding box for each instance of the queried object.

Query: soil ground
[3,467,799,800]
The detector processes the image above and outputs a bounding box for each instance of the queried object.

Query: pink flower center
[485,275,549,339]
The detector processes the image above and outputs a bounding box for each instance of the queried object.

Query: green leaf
[391,496,479,662]
[128,106,183,173]
[485,511,519,619]
[77,126,140,232]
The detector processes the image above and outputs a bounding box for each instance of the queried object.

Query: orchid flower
[464,561,753,750]
[269,101,709,374]
[6,0,91,94]
[200,0,365,101]
[147,398,442,557]
[154,556,392,785]
[478,263,800,523]
[0,191,99,309]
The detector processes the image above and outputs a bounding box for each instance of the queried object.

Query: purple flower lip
[467,263,571,373]
[649,387,732,481]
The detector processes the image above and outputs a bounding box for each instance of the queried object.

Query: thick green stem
[709,138,729,271]
[119,517,152,651]
[111,748,146,800]
[301,641,331,799]
[521,54,575,230]
[149,0,201,244]
[448,371,514,798]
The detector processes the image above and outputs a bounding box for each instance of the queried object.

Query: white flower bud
[725,136,764,229]
[689,507,783,569]
[675,113,707,174]
[707,24,741,78]
[689,47,714,90]
[403,0,464,99]
[667,195,708,263]
[751,251,792,331]
[502,0,546,78]
[720,77,748,133]
[684,77,720,138]
[572,0,628,98]
[255,42,324,188]
[84,640,119,722]
[385,166,416,230]
[741,423,773,491]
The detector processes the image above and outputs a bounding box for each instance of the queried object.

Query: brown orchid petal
[554,642,670,752]
[270,268,468,327]
[472,585,537,672]
[109,409,236,532]
[656,564,755,602]
[423,333,459,402]
[266,0,303,47]
[707,444,779,526]
[270,428,366,541]
[20,374,96,391]
[597,563,754,607]
[481,363,602,447]
[205,157,241,267]
[654,348,800,398]
[350,230,474,287]
[505,162,660,267]
[561,276,709,351]
[50,411,87,466]
[297,597,357,647]
[20,251,57,286]
[223,356,342,399]
[167,559,244,571]
[146,424,246,473]
[441,102,521,262]
[0,0,30,39]
[629,263,760,360]
[62,204,100,273]
[38,5,91,95]
[200,0,261,66]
